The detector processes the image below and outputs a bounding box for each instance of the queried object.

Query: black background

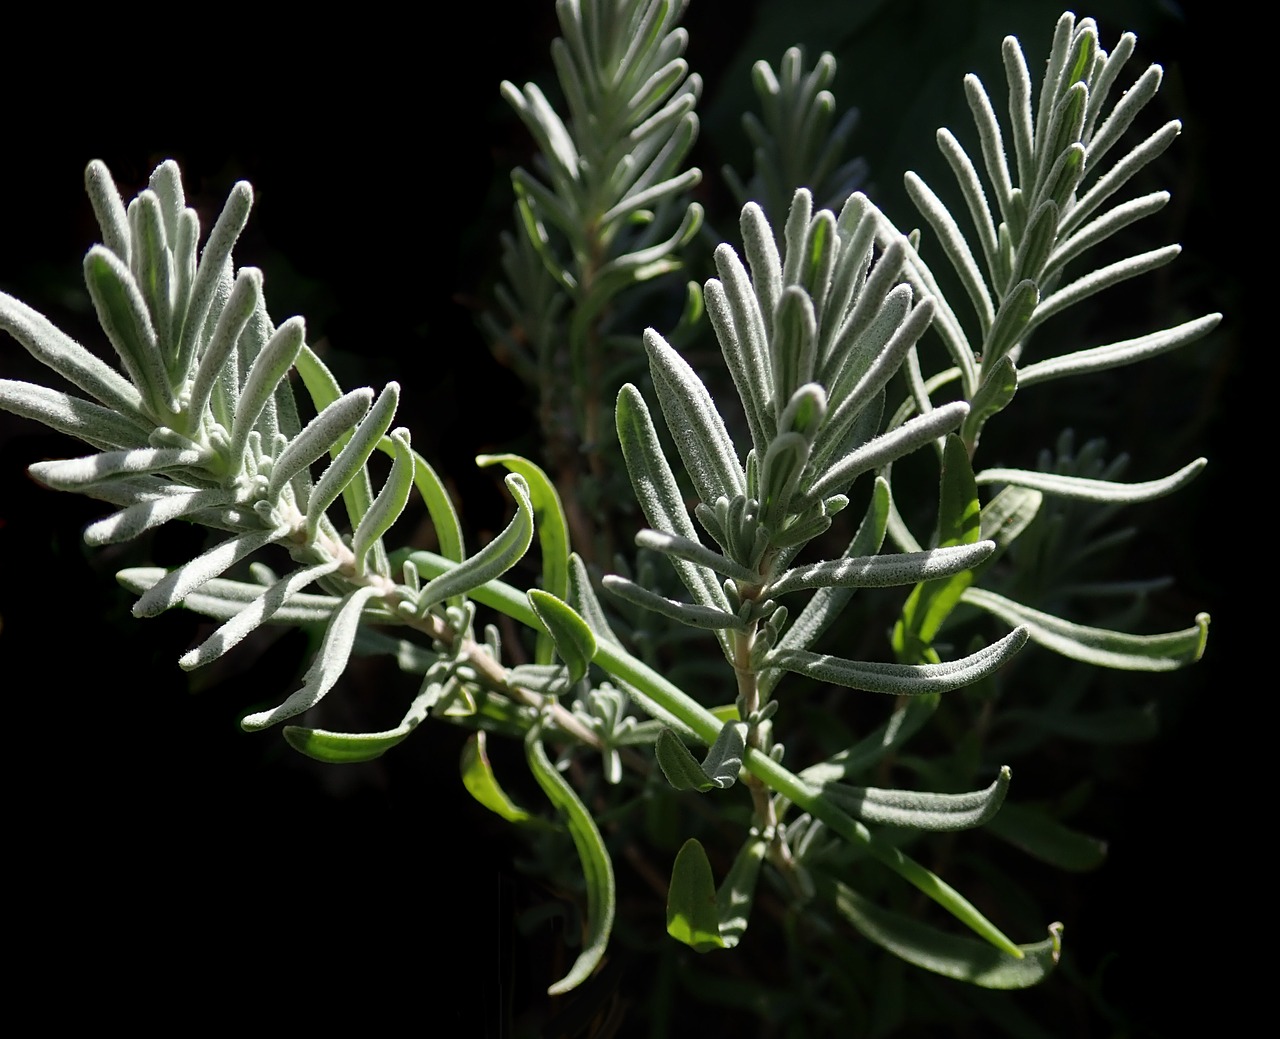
[0,2,1250,1033]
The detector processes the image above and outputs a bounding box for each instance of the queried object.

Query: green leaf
[667,838,727,951]
[415,473,534,613]
[460,731,541,825]
[821,877,1062,989]
[963,354,1019,449]
[526,728,616,995]
[655,722,747,792]
[240,585,382,731]
[527,589,597,685]
[893,434,981,663]
[986,803,1107,871]
[478,453,569,663]
[962,587,1209,670]
[352,428,414,577]
[282,676,437,764]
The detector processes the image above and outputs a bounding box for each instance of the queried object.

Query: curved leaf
[414,473,534,613]
[822,877,1062,989]
[961,587,1209,670]
[527,589,597,685]
[526,728,616,995]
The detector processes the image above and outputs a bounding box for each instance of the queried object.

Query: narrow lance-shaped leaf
[818,767,1011,831]
[83,246,174,415]
[282,673,441,764]
[414,473,534,613]
[179,560,342,670]
[771,627,1029,694]
[461,731,546,826]
[352,428,414,577]
[176,180,253,377]
[526,727,616,995]
[241,585,382,731]
[306,382,400,541]
[893,434,982,664]
[29,446,210,490]
[644,328,746,504]
[768,542,993,596]
[820,876,1062,989]
[975,457,1205,503]
[961,587,1209,670]
[133,525,290,619]
[186,268,262,431]
[266,387,373,504]
[803,401,969,506]
[527,589,597,685]
[227,316,306,467]
[479,453,570,663]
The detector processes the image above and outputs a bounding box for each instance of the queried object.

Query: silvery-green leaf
[818,767,1010,831]
[616,383,731,625]
[227,316,305,467]
[306,382,399,540]
[961,587,1209,670]
[266,388,373,503]
[240,584,382,730]
[769,626,1028,694]
[803,400,969,505]
[0,291,146,421]
[83,246,173,415]
[1018,313,1220,387]
[415,473,534,613]
[84,487,233,546]
[85,160,131,263]
[176,180,252,375]
[131,191,174,355]
[962,355,1018,449]
[634,529,759,584]
[526,728,615,995]
[133,525,290,618]
[758,476,890,699]
[29,446,209,490]
[975,457,1204,502]
[602,575,745,632]
[186,268,262,430]
[116,568,345,624]
[759,431,809,535]
[905,172,993,333]
[768,542,993,596]
[1029,244,1181,332]
[644,328,746,504]
[179,560,342,670]
[706,244,774,453]
[527,589,596,685]
[351,428,414,577]
[568,553,621,647]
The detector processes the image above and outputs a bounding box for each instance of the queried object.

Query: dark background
[0,1,1248,1032]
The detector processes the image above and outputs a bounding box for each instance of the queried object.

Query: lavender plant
[0,2,1215,1032]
